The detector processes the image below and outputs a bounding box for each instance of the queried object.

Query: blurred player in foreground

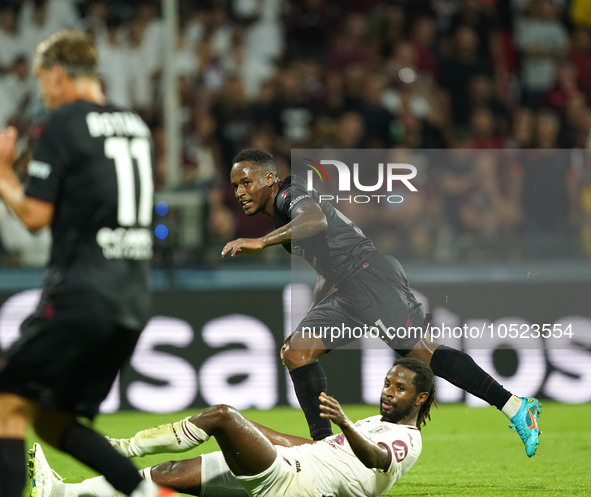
[221,149,541,456]
[31,358,434,497]
[0,30,170,497]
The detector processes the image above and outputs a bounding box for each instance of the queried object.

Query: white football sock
[140,467,153,482]
[501,395,523,419]
[52,476,125,497]
[108,417,209,457]
[129,480,161,497]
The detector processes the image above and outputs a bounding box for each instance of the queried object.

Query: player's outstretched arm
[0,127,54,230]
[319,392,389,470]
[221,202,327,257]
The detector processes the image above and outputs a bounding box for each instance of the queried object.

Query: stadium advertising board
[0,283,589,413]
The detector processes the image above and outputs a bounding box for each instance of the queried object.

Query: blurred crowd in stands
[1,0,591,265]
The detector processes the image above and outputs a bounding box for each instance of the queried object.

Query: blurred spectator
[382,79,432,122]
[515,0,569,108]
[185,5,233,61]
[468,74,507,124]
[223,32,275,99]
[570,27,591,103]
[349,72,394,147]
[325,112,365,148]
[195,36,226,94]
[557,93,588,148]
[438,149,522,259]
[19,0,59,59]
[183,109,220,188]
[409,16,439,79]
[438,146,482,233]
[263,68,315,148]
[505,107,536,147]
[127,17,160,114]
[233,0,284,66]
[96,17,130,107]
[297,58,326,107]
[391,108,447,148]
[461,151,522,238]
[322,70,346,116]
[439,25,492,129]
[467,107,504,148]
[430,0,465,31]
[84,0,108,42]
[206,185,236,247]
[544,61,580,112]
[449,0,503,70]
[135,1,164,60]
[384,41,419,84]
[0,56,36,128]
[328,13,373,71]
[379,4,407,58]
[518,112,580,255]
[287,0,339,64]
[212,76,258,170]
[0,6,22,74]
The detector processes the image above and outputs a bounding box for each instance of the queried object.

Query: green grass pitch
[25,402,591,497]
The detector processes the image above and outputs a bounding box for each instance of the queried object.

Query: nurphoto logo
[303,159,418,204]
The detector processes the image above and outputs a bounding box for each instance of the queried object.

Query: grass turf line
[25,402,591,497]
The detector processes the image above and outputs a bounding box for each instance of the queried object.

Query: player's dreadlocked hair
[34,29,98,78]
[232,148,278,177]
[394,357,436,430]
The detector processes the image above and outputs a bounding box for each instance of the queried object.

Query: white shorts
[200,451,248,497]
[234,450,321,497]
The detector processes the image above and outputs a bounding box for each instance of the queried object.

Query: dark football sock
[0,438,26,497]
[289,363,333,440]
[59,422,143,495]
[430,345,512,410]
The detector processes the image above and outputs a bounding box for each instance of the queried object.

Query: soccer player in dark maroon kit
[0,30,176,497]
[222,148,542,457]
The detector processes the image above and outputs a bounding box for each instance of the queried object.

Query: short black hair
[393,357,436,429]
[232,148,277,176]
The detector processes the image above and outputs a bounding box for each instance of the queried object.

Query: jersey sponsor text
[96,227,153,260]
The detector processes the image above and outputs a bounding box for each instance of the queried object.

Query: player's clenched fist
[319,392,351,428]
[221,237,266,257]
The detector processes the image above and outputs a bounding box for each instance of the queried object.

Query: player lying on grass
[221,148,541,457]
[30,358,434,497]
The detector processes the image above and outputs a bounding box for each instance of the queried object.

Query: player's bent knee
[151,460,177,478]
[204,404,241,429]
[282,332,326,370]
[282,347,322,370]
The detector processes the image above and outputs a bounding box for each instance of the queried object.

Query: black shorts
[0,300,142,419]
[294,253,427,355]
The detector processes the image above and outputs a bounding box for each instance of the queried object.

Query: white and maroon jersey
[277,415,422,497]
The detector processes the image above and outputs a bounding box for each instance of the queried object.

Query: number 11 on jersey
[104,137,153,227]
